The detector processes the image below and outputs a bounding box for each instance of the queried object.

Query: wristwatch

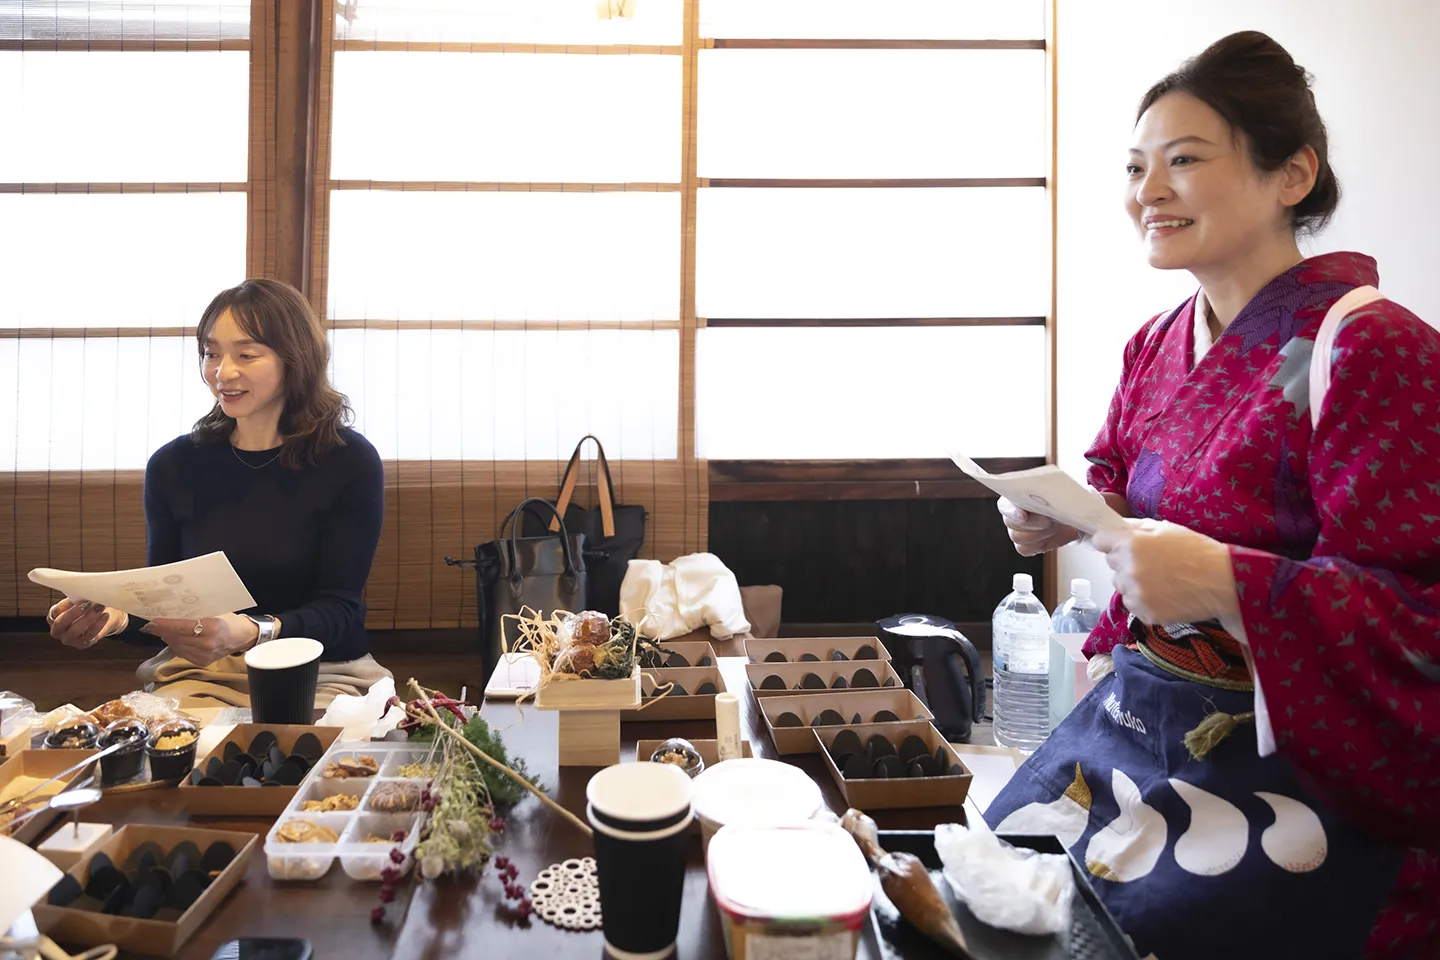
[245,614,280,644]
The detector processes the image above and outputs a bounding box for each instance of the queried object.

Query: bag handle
[503,497,581,586]
[549,435,616,538]
[1310,285,1385,430]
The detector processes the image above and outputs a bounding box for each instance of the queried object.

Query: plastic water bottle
[1051,578,1101,635]
[992,573,1052,752]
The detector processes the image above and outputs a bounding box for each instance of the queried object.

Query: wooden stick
[406,679,594,838]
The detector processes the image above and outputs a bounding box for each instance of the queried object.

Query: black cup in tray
[145,720,201,783]
[822,730,964,781]
[98,719,149,786]
[45,722,100,750]
[188,730,327,788]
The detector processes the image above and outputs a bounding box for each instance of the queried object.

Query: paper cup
[245,637,323,724]
[586,762,694,960]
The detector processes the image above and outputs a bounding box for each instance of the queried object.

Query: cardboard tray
[178,724,345,817]
[746,636,891,665]
[0,748,101,846]
[535,665,641,710]
[813,720,971,810]
[758,689,933,755]
[746,660,904,698]
[624,666,726,722]
[639,640,718,670]
[33,824,258,958]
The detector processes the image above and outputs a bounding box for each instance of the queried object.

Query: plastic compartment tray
[263,741,433,882]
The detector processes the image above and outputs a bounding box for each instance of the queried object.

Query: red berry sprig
[492,856,532,919]
[372,833,411,922]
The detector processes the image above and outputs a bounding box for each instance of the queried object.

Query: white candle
[716,693,743,763]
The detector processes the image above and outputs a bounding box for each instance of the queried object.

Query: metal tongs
[0,741,122,820]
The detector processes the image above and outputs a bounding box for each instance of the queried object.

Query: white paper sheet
[951,456,1128,536]
[27,551,256,621]
[483,653,541,700]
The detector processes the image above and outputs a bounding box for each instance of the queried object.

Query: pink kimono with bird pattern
[1084,251,1440,956]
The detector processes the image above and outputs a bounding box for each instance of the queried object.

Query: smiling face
[202,309,285,427]
[1125,92,1302,274]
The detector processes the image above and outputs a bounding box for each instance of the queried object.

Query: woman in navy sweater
[47,279,386,692]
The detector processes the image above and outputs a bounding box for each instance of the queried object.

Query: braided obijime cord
[0,935,117,960]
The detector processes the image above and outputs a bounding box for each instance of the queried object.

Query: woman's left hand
[141,613,260,667]
[1090,519,1241,626]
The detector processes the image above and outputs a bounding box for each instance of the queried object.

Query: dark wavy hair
[1138,31,1341,234]
[191,279,353,469]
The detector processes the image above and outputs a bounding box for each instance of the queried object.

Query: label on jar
[747,931,852,960]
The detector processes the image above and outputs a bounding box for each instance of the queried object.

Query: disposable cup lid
[691,758,821,829]
[707,823,873,921]
[244,637,323,670]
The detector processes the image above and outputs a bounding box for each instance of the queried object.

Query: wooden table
[59,658,977,959]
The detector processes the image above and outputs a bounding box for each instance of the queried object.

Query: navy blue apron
[985,646,1404,960]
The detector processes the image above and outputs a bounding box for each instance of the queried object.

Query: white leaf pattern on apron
[1256,792,1328,873]
[994,763,1093,850]
[1169,778,1248,876]
[1085,769,1167,882]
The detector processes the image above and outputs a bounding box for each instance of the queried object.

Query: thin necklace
[231,441,282,470]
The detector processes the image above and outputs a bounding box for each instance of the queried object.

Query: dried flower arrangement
[370,680,594,926]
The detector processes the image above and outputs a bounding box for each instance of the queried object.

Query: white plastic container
[263,740,430,881]
[690,758,822,853]
[707,823,873,960]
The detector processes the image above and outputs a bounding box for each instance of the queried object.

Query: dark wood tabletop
[54,657,975,960]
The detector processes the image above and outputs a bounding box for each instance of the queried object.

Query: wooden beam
[274,0,322,295]
[333,40,681,55]
[1042,0,1061,611]
[709,480,996,502]
[679,0,704,552]
[702,177,1045,189]
[327,180,682,193]
[708,38,1045,50]
[0,183,245,195]
[708,457,1044,501]
[702,316,1045,329]
[0,40,248,51]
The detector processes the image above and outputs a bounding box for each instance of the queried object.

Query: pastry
[570,610,612,646]
[323,755,379,779]
[369,781,421,813]
[301,794,359,813]
[276,819,340,844]
[365,830,407,844]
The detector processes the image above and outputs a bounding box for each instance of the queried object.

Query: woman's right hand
[997,497,1080,556]
[48,598,127,649]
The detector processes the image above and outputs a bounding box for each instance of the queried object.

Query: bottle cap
[1070,578,1091,599]
[1013,573,1033,594]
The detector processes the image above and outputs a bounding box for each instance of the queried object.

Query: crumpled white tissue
[934,822,1074,936]
[318,676,404,742]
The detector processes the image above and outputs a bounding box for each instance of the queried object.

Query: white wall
[1054,0,1440,602]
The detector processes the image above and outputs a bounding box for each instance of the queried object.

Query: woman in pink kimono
[987,32,1440,960]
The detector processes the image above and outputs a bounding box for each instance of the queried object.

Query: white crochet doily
[529,857,601,931]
